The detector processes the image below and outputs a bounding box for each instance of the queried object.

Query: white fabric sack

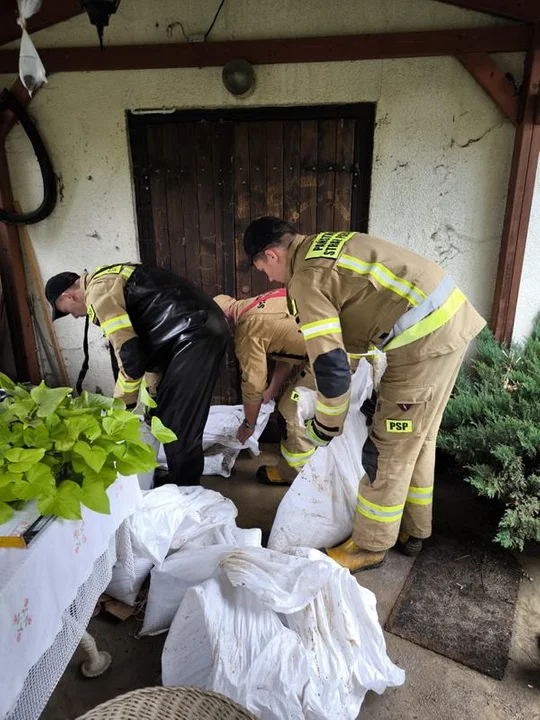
[142,531,261,636]
[162,546,405,720]
[268,361,373,552]
[156,401,275,478]
[17,1,47,94]
[106,556,153,607]
[127,485,238,566]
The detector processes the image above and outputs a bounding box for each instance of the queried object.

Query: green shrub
[0,373,176,525]
[438,320,540,551]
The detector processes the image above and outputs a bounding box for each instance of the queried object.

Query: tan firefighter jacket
[286,232,486,440]
[215,292,307,404]
[80,264,146,406]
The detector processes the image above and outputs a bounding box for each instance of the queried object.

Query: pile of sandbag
[107,482,404,719]
[106,485,261,607]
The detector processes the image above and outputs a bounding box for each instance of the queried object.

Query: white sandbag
[141,528,263,636]
[106,556,153,607]
[162,546,405,720]
[156,401,275,478]
[162,576,313,720]
[268,361,373,552]
[127,485,238,566]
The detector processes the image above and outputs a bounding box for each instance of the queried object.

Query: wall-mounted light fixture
[222,59,256,97]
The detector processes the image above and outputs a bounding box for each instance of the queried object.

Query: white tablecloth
[0,476,142,718]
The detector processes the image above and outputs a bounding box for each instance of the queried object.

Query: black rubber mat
[386,536,521,679]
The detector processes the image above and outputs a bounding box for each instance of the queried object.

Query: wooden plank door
[129,104,375,403]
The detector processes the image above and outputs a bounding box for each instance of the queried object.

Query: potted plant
[0,372,176,524]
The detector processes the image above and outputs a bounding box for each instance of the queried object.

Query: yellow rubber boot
[325,537,386,573]
[256,465,291,486]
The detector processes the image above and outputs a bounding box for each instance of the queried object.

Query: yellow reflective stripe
[117,375,142,392]
[280,444,315,467]
[301,317,342,341]
[348,349,377,359]
[406,485,434,506]
[101,313,132,337]
[337,254,426,306]
[384,288,466,352]
[356,494,405,524]
[93,264,135,280]
[316,399,349,416]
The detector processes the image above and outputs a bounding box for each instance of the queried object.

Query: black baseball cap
[45,272,80,320]
[243,216,297,262]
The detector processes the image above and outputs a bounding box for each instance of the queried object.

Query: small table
[0,476,142,720]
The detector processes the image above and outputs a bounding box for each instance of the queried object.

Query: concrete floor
[43,446,540,720]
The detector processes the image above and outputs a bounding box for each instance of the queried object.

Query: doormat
[385,536,521,680]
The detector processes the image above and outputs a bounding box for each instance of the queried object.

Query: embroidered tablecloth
[0,476,142,718]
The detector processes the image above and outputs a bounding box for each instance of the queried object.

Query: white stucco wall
[1,0,536,391]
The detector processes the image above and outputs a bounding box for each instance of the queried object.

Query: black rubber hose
[0,88,57,225]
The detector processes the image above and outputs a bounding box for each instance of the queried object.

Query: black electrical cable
[204,0,226,40]
[0,88,57,225]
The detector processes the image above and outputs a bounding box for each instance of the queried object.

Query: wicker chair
[75,686,258,720]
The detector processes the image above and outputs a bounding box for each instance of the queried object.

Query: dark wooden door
[129,104,375,402]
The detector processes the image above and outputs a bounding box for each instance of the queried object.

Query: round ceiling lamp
[222,59,256,97]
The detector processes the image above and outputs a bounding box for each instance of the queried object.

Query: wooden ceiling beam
[457,53,520,124]
[437,1,540,22]
[491,23,540,342]
[0,24,530,75]
[0,0,84,47]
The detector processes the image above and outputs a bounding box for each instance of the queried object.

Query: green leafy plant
[0,373,177,525]
[438,320,540,551]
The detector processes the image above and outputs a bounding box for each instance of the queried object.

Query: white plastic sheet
[162,546,405,720]
[268,361,373,552]
[17,1,47,94]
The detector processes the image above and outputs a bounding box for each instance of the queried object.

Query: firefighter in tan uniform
[214,289,316,484]
[45,263,228,486]
[243,217,485,572]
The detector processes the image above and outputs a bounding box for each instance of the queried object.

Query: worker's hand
[237,421,255,445]
[305,418,331,447]
[262,385,277,404]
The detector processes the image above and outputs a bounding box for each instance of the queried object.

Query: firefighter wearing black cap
[243,217,485,573]
[45,263,229,486]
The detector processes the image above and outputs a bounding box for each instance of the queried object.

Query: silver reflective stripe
[382,275,456,348]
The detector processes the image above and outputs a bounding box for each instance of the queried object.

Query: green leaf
[73,391,115,411]
[102,417,123,437]
[0,501,14,525]
[64,416,101,442]
[18,463,56,500]
[9,399,35,421]
[0,372,16,391]
[5,447,45,464]
[23,425,52,449]
[73,441,107,473]
[83,465,117,489]
[30,383,72,418]
[0,471,23,488]
[45,413,62,429]
[140,383,157,409]
[80,479,110,514]
[151,416,177,444]
[38,480,82,520]
[0,482,22,502]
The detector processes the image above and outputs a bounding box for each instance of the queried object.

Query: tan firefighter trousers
[276,365,317,482]
[352,346,467,552]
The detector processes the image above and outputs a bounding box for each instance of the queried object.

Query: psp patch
[386,419,413,433]
[290,390,300,402]
[305,231,355,260]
